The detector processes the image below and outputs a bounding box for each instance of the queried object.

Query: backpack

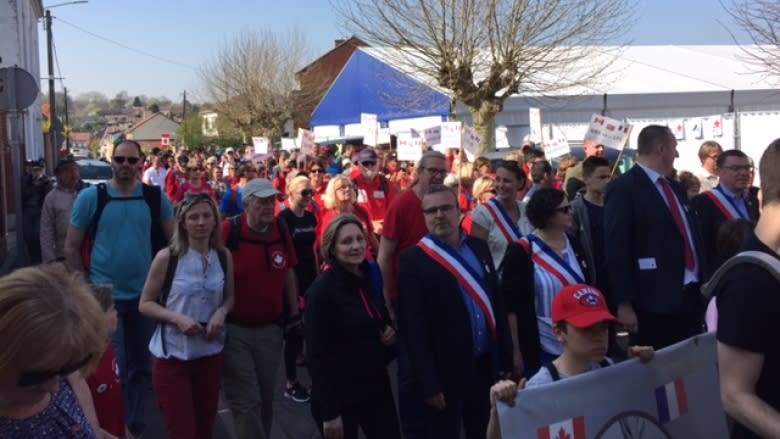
[157,247,229,356]
[544,359,611,382]
[80,183,165,271]
[701,250,780,300]
[225,215,290,270]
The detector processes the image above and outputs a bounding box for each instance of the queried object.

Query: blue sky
[40,0,752,102]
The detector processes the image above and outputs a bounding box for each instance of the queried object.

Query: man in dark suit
[399,184,512,439]
[604,125,706,349]
[691,149,760,272]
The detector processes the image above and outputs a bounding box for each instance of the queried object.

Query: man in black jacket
[399,184,512,439]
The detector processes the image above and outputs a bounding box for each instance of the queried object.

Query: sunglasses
[300,189,314,197]
[361,161,377,167]
[310,168,324,174]
[18,353,93,387]
[113,156,140,165]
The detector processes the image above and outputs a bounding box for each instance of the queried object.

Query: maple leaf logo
[556,427,571,439]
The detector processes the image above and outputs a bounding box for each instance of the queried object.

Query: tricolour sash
[517,235,585,286]
[483,198,523,243]
[417,235,496,339]
[704,187,747,220]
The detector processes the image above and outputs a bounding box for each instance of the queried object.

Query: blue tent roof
[310,48,450,126]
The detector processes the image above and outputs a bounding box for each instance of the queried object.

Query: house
[123,112,180,150]
[294,36,368,130]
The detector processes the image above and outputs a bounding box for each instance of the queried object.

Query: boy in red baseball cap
[486,284,654,439]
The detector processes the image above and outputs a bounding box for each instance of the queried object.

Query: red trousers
[152,354,223,439]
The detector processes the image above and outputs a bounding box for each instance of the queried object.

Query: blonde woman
[317,175,378,260]
[462,175,497,234]
[139,193,234,439]
[0,264,108,438]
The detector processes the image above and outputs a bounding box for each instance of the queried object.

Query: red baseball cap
[552,284,617,328]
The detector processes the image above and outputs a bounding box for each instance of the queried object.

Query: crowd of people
[2,125,779,439]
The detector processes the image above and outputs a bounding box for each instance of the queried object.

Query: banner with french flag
[537,416,586,439]
[496,333,728,438]
[655,378,689,424]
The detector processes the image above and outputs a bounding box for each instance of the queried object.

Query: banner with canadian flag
[497,333,728,438]
[583,114,632,150]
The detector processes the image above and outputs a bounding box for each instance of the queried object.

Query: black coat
[398,236,512,401]
[690,188,759,275]
[304,262,393,421]
[604,165,708,314]
[500,233,592,374]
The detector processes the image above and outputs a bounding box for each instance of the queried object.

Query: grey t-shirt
[526,359,612,389]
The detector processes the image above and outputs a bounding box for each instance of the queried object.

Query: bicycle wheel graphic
[594,410,672,439]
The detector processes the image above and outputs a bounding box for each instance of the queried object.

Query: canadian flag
[537,416,586,439]
[593,117,605,126]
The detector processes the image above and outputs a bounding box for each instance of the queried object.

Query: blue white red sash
[704,187,747,220]
[417,235,496,339]
[517,235,585,286]
[483,198,523,243]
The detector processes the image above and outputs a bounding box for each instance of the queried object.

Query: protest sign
[361,113,378,146]
[529,107,543,143]
[252,137,269,155]
[498,333,728,438]
[584,114,632,150]
[377,127,391,145]
[543,137,572,159]
[496,126,511,150]
[281,138,296,152]
[397,133,423,162]
[441,121,462,149]
[685,118,703,140]
[297,128,315,156]
[462,125,481,162]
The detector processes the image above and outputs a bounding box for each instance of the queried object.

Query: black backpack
[543,359,611,382]
[225,214,289,260]
[157,247,229,356]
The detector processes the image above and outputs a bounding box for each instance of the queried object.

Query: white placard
[710,115,723,137]
[496,126,510,150]
[529,107,543,143]
[281,138,297,152]
[397,133,422,162]
[252,137,269,155]
[685,118,704,140]
[361,113,378,146]
[297,128,315,156]
[377,127,391,145]
[671,119,686,140]
[543,137,572,159]
[462,125,481,162]
[440,121,462,149]
[584,114,632,149]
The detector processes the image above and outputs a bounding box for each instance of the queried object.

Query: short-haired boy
[86,284,126,438]
[486,284,654,439]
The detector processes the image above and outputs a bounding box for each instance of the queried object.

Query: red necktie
[659,178,695,271]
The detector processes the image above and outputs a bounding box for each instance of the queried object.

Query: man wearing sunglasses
[353,147,395,234]
[65,140,175,439]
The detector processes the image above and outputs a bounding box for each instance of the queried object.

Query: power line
[54,16,197,71]
[51,37,65,89]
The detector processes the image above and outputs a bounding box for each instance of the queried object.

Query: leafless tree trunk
[200,30,316,141]
[333,0,634,154]
[723,0,780,78]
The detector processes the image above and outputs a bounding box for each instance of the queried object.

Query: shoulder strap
[158,249,178,307]
[87,183,110,238]
[543,363,561,382]
[227,215,242,251]
[142,183,164,250]
[702,250,780,299]
[217,247,228,275]
[599,358,611,368]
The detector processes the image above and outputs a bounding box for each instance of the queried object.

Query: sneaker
[284,382,311,403]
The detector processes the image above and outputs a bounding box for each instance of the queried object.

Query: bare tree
[723,0,780,79]
[200,30,315,142]
[333,0,634,153]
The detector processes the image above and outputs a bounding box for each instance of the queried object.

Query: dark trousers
[284,329,303,382]
[633,283,705,349]
[395,303,429,439]
[312,372,401,439]
[427,355,493,439]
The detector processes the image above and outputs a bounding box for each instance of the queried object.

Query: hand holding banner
[543,137,571,159]
[397,133,422,162]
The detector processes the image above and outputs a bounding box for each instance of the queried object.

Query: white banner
[297,128,315,156]
[529,107,543,143]
[584,114,632,150]
[462,125,481,162]
[252,136,269,155]
[685,118,704,140]
[397,133,422,162]
[543,137,572,159]
[441,121,462,149]
[361,113,378,146]
[498,333,729,438]
[377,127,391,145]
[281,137,297,152]
[496,126,511,150]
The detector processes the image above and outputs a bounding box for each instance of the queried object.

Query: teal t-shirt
[70,184,173,301]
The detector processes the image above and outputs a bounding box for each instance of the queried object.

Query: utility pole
[182,90,186,120]
[46,9,57,171]
[64,86,70,153]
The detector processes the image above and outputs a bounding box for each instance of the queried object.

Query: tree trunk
[469,100,499,156]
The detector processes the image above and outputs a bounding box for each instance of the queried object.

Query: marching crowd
[1,124,779,439]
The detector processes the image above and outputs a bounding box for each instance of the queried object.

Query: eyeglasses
[422,204,456,216]
[310,168,324,174]
[722,165,754,173]
[18,353,94,387]
[300,189,314,197]
[113,156,140,165]
[555,205,573,214]
[707,154,721,160]
[361,161,377,167]
[423,167,448,177]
